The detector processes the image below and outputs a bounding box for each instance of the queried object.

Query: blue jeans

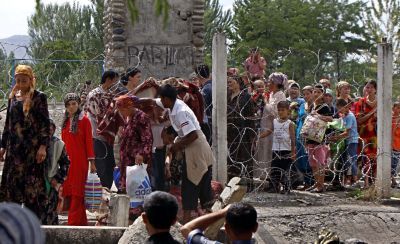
[391,151,400,177]
[343,143,358,176]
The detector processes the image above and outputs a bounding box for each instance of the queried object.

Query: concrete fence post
[376,40,393,198]
[211,33,228,185]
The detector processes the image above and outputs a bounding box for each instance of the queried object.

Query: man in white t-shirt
[155,84,215,223]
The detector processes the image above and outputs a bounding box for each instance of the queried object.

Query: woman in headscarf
[115,95,153,194]
[0,65,50,223]
[227,75,256,188]
[354,80,377,188]
[61,93,96,226]
[254,72,287,186]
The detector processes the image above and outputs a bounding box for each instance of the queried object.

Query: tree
[28,2,103,59]
[204,0,233,65]
[36,0,170,27]
[28,2,104,99]
[231,0,372,83]
[363,0,400,66]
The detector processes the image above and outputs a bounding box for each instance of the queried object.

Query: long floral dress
[0,90,50,223]
[354,97,377,173]
[119,109,153,190]
[227,90,255,181]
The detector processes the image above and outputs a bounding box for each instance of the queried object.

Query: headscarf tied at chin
[268,72,288,90]
[10,64,37,117]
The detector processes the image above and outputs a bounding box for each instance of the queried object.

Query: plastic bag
[126,164,152,208]
[301,115,327,143]
[85,172,102,212]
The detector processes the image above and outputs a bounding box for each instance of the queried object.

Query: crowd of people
[0,46,398,234]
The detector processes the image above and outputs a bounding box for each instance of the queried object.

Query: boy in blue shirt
[331,99,359,186]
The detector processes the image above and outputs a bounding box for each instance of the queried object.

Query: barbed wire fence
[225,43,400,197]
[0,38,398,199]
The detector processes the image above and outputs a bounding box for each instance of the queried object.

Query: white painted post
[376,40,393,198]
[212,33,228,185]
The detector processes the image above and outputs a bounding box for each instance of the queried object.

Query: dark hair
[195,64,210,79]
[101,70,119,84]
[366,79,377,89]
[393,101,400,108]
[336,98,349,108]
[126,67,141,78]
[164,126,178,138]
[158,84,177,101]
[143,191,178,229]
[228,75,246,90]
[226,203,257,235]
[277,100,290,109]
[314,84,325,93]
[250,47,259,53]
[120,72,128,85]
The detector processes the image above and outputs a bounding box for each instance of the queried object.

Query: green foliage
[27,1,104,100]
[231,0,373,86]
[36,0,170,28]
[204,0,233,66]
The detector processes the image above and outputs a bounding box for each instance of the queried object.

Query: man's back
[145,232,181,244]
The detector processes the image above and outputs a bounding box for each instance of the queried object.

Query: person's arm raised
[180,205,230,239]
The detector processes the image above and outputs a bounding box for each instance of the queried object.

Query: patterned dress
[354,97,377,167]
[119,109,153,190]
[227,90,255,181]
[0,90,50,223]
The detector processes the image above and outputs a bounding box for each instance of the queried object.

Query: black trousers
[270,151,293,192]
[93,138,115,189]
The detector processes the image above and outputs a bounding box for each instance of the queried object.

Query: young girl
[61,93,96,226]
[336,81,353,104]
[296,86,314,190]
[306,84,333,193]
[392,102,400,188]
[259,101,296,193]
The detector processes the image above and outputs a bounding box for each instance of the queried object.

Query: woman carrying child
[62,93,96,226]
[306,84,333,193]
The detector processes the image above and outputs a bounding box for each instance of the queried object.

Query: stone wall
[103,0,205,79]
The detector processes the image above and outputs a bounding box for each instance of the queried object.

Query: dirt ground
[246,188,400,244]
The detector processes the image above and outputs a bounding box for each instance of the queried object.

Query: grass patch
[347,187,378,201]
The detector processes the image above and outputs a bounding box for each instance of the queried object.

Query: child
[259,101,296,193]
[46,119,70,224]
[61,93,96,226]
[392,102,400,188]
[162,126,179,186]
[305,84,333,193]
[331,99,359,187]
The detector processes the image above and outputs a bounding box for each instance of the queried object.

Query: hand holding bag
[301,114,327,143]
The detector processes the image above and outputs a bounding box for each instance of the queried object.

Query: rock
[118,217,184,244]
[109,194,130,227]
[204,177,247,240]
[112,34,126,42]
[112,42,125,49]
[113,28,125,35]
